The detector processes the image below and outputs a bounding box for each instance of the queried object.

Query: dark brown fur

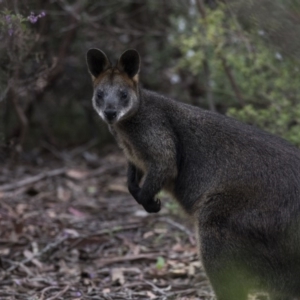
[86,49,300,300]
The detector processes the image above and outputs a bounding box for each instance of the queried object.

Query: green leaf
[155,256,165,270]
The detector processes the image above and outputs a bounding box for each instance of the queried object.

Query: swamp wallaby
[86,49,300,300]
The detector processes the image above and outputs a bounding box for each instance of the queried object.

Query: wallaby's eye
[95,90,104,106]
[97,90,104,99]
[120,91,128,100]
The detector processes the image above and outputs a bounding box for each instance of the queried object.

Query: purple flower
[27,11,46,24]
[28,13,38,24]
[8,28,14,36]
[5,15,11,23]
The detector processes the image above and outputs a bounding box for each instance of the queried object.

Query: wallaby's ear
[86,48,111,79]
[117,49,140,78]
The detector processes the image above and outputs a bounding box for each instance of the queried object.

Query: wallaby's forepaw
[143,198,161,213]
[128,185,140,202]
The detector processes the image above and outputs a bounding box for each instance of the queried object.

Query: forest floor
[0,147,212,300]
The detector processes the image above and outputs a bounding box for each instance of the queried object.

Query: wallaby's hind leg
[204,268,248,300]
[198,227,249,300]
[200,250,249,300]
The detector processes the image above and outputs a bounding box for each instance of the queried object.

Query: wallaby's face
[86,49,140,124]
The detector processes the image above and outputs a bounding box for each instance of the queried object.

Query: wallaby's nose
[104,109,117,121]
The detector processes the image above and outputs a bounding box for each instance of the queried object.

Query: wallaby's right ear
[117,49,140,79]
[86,49,111,79]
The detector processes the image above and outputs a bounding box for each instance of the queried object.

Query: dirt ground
[0,147,214,300]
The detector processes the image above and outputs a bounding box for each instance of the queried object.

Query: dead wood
[0,168,66,192]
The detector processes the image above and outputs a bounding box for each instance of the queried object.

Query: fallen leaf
[58,259,79,275]
[107,183,128,193]
[87,186,97,195]
[47,210,56,218]
[68,207,86,218]
[188,264,196,276]
[143,231,154,239]
[111,268,125,285]
[172,243,184,252]
[170,268,187,276]
[57,186,71,201]
[16,203,27,215]
[146,291,157,299]
[190,261,202,268]
[0,248,10,255]
[154,228,167,234]
[23,250,33,259]
[32,258,43,269]
[64,228,80,238]
[156,256,165,270]
[134,210,148,217]
[66,169,88,180]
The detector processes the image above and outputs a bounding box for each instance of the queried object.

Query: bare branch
[6,235,68,273]
[47,285,70,300]
[221,56,245,107]
[195,0,216,111]
[0,168,66,192]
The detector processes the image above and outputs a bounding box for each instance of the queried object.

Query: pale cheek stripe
[98,110,105,121]
[117,109,127,121]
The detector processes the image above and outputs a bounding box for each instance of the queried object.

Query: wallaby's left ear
[117,49,140,78]
[86,48,111,79]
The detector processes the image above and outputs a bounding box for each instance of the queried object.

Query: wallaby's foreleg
[136,164,171,213]
[127,163,165,213]
[127,163,143,202]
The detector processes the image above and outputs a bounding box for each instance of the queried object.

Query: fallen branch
[0,168,66,192]
[47,285,70,300]
[143,280,168,295]
[167,288,201,297]
[96,253,164,267]
[65,164,122,180]
[160,217,194,237]
[5,235,68,273]
[40,286,60,300]
[221,56,245,107]
[0,187,30,199]
[0,164,122,193]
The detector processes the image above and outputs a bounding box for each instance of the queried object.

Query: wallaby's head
[86,49,140,124]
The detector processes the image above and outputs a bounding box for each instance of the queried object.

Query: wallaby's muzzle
[104,109,117,122]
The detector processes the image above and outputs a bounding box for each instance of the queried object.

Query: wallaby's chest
[110,126,147,172]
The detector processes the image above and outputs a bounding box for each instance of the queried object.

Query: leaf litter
[0,148,267,300]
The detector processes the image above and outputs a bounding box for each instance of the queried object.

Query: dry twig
[160,217,194,237]
[6,235,68,273]
[0,168,66,192]
[97,253,164,267]
[47,285,70,300]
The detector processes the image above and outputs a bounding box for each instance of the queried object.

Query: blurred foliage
[0,0,186,156]
[173,0,300,146]
[0,0,300,159]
